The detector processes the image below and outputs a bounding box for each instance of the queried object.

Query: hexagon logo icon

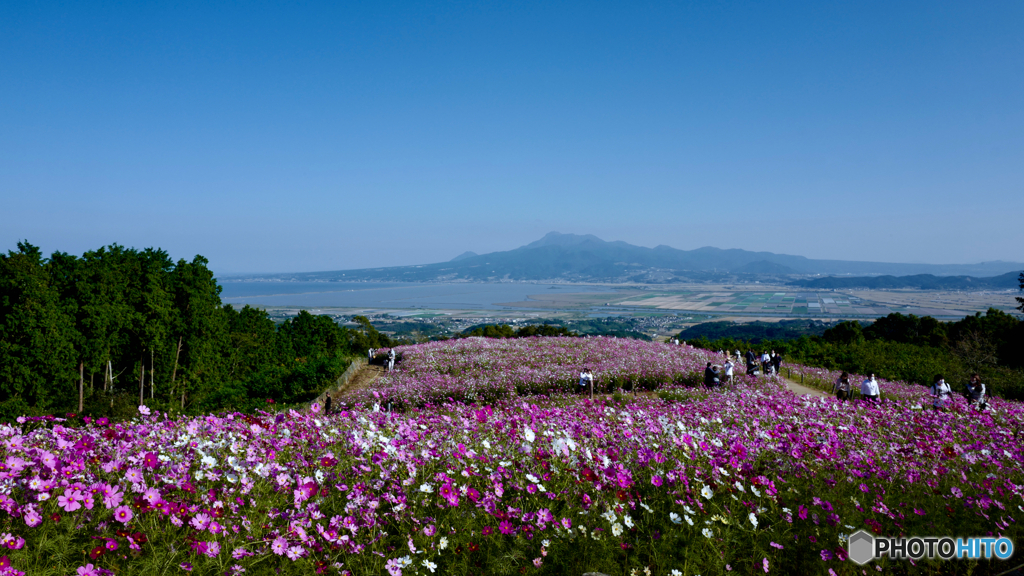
[848,530,875,565]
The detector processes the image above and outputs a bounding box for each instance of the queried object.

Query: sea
[218,281,616,311]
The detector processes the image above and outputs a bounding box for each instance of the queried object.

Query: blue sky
[2,1,1022,273]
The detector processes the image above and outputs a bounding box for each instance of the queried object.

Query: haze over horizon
[3,1,1022,273]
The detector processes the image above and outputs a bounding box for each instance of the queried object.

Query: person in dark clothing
[704,362,718,388]
[324,395,333,415]
[771,352,782,376]
[745,350,756,375]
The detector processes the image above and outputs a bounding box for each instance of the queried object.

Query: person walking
[966,373,987,410]
[861,373,880,402]
[771,351,782,376]
[930,374,951,410]
[722,358,734,385]
[760,351,771,376]
[387,348,396,372]
[745,349,756,375]
[833,371,852,401]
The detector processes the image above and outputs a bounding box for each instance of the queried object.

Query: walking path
[781,376,829,398]
[328,363,385,404]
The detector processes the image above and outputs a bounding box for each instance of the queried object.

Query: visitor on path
[745,350,756,375]
[861,373,880,402]
[771,351,782,376]
[930,374,951,410]
[368,348,375,362]
[760,351,771,376]
[734,349,741,361]
[966,373,987,410]
[578,368,594,395]
[722,358,734,385]
[324,395,333,415]
[833,371,852,401]
[387,348,396,372]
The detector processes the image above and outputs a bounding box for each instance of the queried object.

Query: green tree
[167,255,227,411]
[822,321,865,345]
[0,242,78,418]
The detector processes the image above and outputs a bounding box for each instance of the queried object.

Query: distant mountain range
[228,232,1024,285]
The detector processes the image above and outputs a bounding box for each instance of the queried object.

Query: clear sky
[2,1,1022,273]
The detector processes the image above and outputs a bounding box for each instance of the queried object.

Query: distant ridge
[227,232,1024,284]
[790,271,1020,291]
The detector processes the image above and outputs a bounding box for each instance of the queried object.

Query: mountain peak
[450,251,479,262]
[522,232,607,249]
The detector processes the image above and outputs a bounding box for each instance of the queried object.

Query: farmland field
[0,338,1021,575]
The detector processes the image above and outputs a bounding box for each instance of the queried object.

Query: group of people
[832,372,880,402]
[703,359,736,388]
[832,371,988,410]
[577,368,594,394]
[740,349,782,376]
[928,373,987,411]
[368,348,397,372]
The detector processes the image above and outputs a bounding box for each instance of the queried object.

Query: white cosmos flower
[524,427,536,443]
[419,483,433,493]
[749,512,758,528]
[685,515,694,526]
[421,560,437,573]
[611,523,623,537]
[438,537,448,550]
[669,512,681,524]
[701,485,714,499]
[734,481,745,492]
[702,527,714,538]
[623,515,634,528]
[525,474,539,483]
[751,486,761,497]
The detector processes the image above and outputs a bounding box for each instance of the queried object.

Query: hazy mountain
[790,271,1021,290]
[228,232,1024,283]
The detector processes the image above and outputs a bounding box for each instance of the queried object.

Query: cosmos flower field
[0,337,1021,575]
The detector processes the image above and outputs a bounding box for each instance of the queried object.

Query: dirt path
[329,363,385,403]
[781,376,830,398]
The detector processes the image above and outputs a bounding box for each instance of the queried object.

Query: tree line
[0,242,396,421]
[681,301,1024,400]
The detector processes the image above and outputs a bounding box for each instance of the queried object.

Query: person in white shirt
[861,373,880,402]
[578,368,594,395]
[930,374,951,410]
[722,359,734,385]
[760,352,771,376]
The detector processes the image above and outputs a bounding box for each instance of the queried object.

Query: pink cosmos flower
[76,564,97,576]
[204,541,220,558]
[286,546,303,560]
[651,475,663,487]
[143,488,161,505]
[191,513,211,530]
[143,453,160,469]
[763,558,769,573]
[57,491,82,513]
[114,505,133,524]
[23,509,41,528]
[271,537,287,555]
